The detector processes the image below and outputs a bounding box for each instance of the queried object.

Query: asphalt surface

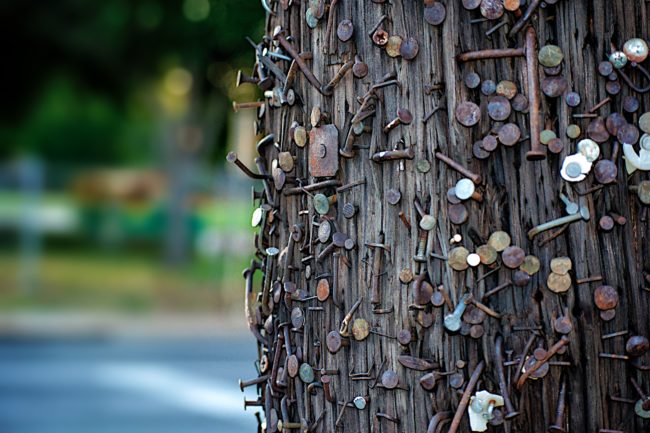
[0,335,260,433]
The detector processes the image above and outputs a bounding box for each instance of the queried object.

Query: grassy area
[0,250,252,313]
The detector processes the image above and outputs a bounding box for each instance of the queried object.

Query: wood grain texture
[247,1,650,432]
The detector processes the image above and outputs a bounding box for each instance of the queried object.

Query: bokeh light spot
[164,68,193,96]
[183,0,210,22]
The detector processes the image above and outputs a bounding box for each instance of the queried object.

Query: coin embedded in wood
[598,61,614,77]
[416,159,431,173]
[544,64,563,76]
[278,151,294,172]
[622,95,639,113]
[599,309,616,322]
[639,112,650,133]
[594,285,618,310]
[550,257,572,275]
[420,214,436,231]
[447,187,462,204]
[473,141,491,159]
[548,138,564,154]
[565,91,581,107]
[462,0,482,10]
[482,134,499,152]
[337,19,354,41]
[351,318,370,341]
[566,124,581,139]
[399,268,414,284]
[488,231,511,252]
[498,123,521,146]
[605,80,621,95]
[294,126,307,147]
[469,324,485,339]
[449,247,470,271]
[617,123,639,144]
[424,2,446,26]
[463,304,487,325]
[547,272,572,293]
[287,354,299,377]
[501,245,525,269]
[540,129,557,145]
[512,93,529,112]
[487,95,512,121]
[456,101,481,127]
[554,315,573,334]
[626,335,650,357]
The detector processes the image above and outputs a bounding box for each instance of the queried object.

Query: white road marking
[95,363,253,421]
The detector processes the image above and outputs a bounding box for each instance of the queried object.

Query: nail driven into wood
[509,0,542,37]
[602,330,628,340]
[372,147,415,162]
[272,28,324,93]
[528,206,590,239]
[576,275,603,284]
[495,336,520,419]
[321,60,353,95]
[447,361,485,433]
[517,336,570,390]
[435,152,482,184]
[232,101,265,112]
[227,152,272,180]
[548,380,567,433]
[482,280,513,299]
[525,26,545,160]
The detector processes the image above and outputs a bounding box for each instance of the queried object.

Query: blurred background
[1,1,265,432]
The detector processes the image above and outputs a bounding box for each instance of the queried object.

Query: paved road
[0,335,260,433]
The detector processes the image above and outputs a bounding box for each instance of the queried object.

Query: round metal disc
[387,188,402,205]
[480,0,504,19]
[498,123,521,146]
[317,278,330,301]
[318,220,332,243]
[597,61,614,77]
[599,309,616,321]
[538,45,564,67]
[386,35,403,57]
[511,94,529,112]
[455,178,475,200]
[547,272,572,293]
[399,268,414,284]
[639,112,650,133]
[337,19,354,41]
[550,256,572,275]
[520,255,541,275]
[381,370,399,389]
[554,315,573,334]
[424,2,446,26]
[462,0,482,10]
[622,95,640,113]
[488,231,511,252]
[313,193,330,215]
[541,76,568,98]
[587,117,610,143]
[548,138,564,154]
[455,101,481,127]
[420,214,436,231]
[482,134,499,151]
[501,246,525,269]
[487,95,511,121]
[473,141,491,159]
[449,203,469,225]
[617,123,639,144]
[449,247,470,271]
[476,244,498,265]
[351,318,370,341]
[513,270,531,287]
[496,80,518,99]
[400,37,420,60]
[605,80,621,95]
[464,71,481,89]
[463,304,486,325]
[565,91,581,107]
[594,285,618,310]
[299,363,315,383]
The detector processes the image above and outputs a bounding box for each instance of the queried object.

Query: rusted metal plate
[309,124,339,178]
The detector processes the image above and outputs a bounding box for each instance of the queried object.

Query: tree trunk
[237,1,650,432]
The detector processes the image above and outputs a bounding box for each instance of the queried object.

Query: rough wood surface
[241,1,650,432]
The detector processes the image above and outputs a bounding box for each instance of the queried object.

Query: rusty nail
[485,19,508,37]
[336,179,366,193]
[232,100,265,112]
[237,70,259,86]
[384,108,413,134]
[273,28,324,93]
[422,105,444,123]
[513,333,537,386]
[239,373,271,392]
[602,330,628,340]
[528,205,590,239]
[435,152,482,184]
[509,0,542,37]
[368,15,388,37]
[495,336,519,419]
[548,379,567,432]
[376,412,400,423]
[482,280,513,299]
[372,147,415,162]
[525,27,545,160]
[576,275,603,284]
[517,336,570,390]
[321,60,354,95]
[321,375,335,402]
[244,397,263,409]
[447,361,485,433]
[398,211,412,231]
[227,152,272,180]
[588,96,612,113]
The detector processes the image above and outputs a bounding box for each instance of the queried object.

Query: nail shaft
[447,361,485,433]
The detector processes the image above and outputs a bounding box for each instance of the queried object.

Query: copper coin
[594,159,617,184]
[513,270,531,287]
[424,2,446,26]
[488,231,511,252]
[352,318,370,341]
[550,257,572,275]
[587,117,610,143]
[473,141,490,159]
[487,95,511,121]
[622,95,640,113]
[449,247,470,271]
[387,188,402,205]
[480,0,504,19]
[496,80,518,99]
[617,123,639,144]
[431,290,445,307]
[482,134,499,152]
[463,304,487,325]
[547,272,572,293]
[337,19,354,41]
[501,245,525,269]
[548,138,564,154]
[597,61,614,77]
[599,215,615,231]
[511,93,529,112]
[541,76,568,98]
[462,0,482,10]
[317,278,330,301]
[449,203,469,225]
[520,255,541,275]
[626,336,650,357]
[455,101,481,127]
[554,315,573,334]
[342,202,357,218]
[599,309,616,321]
[447,187,461,204]
[381,370,399,389]
[400,37,420,60]
[605,80,621,95]
[606,113,627,136]
[469,324,485,339]
[544,64,563,76]
[498,123,521,146]
[386,35,403,57]
[565,91,581,107]
[476,244,498,265]
[594,285,618,310]
[464,71,481,89]
[481,79,496,96]
[399,268,414,284]
[397,328,412,345]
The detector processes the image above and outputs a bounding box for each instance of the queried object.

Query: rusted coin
[424,2,446,26]
[547,272,572,293]
[399,268,414,284]
[469,324,485,339]
[481,134,498,152]
[481,79,496,96]
[498,123,521,146]
[566,124,581,139]
[449,247,470,271]
[480,0,504,19]
[626,335,650,357]
[447,187,462,204]
[520,255,541,275]
[540,129,557,145]
[533,348,548,361]
[605,80,621,95]
[502,245,525,269]
[397,329,412,346]
[541,76,568,98]
[449,203,469,225]
[606,113,627,136]
[622,95,640,113]
[386,188,402,205]
[503,0,521,11]
[550,257,572,275]
[464,71,481,89]
[473,141,491,159]
[617,123,639,144]
[476,244,498,265]
[597,61,614,77]
[640,112,650,133]
[547,138,564,154]
[278,151,294,172]
[538,45,564,68]
[513,270,531,287]
[488,231,511,252]
[511,93,529,112]
[594,285,618,310]
[487,95,511,121]
[599,309,616,322]
[544,64,562,76]
[463,304,487,325]
[317,278,330,301]
[565,91,581,107]
[337,19,354,41]
[352,318,370,341]
[287,354,299,377]
[456,101,481,127]
[554,315,573,334]
[386,35,403,57]
[496,80,518,99]
[400,37,420,60]
[587,117,610,143]
[599,215,615,231]
[462,0,482,10]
